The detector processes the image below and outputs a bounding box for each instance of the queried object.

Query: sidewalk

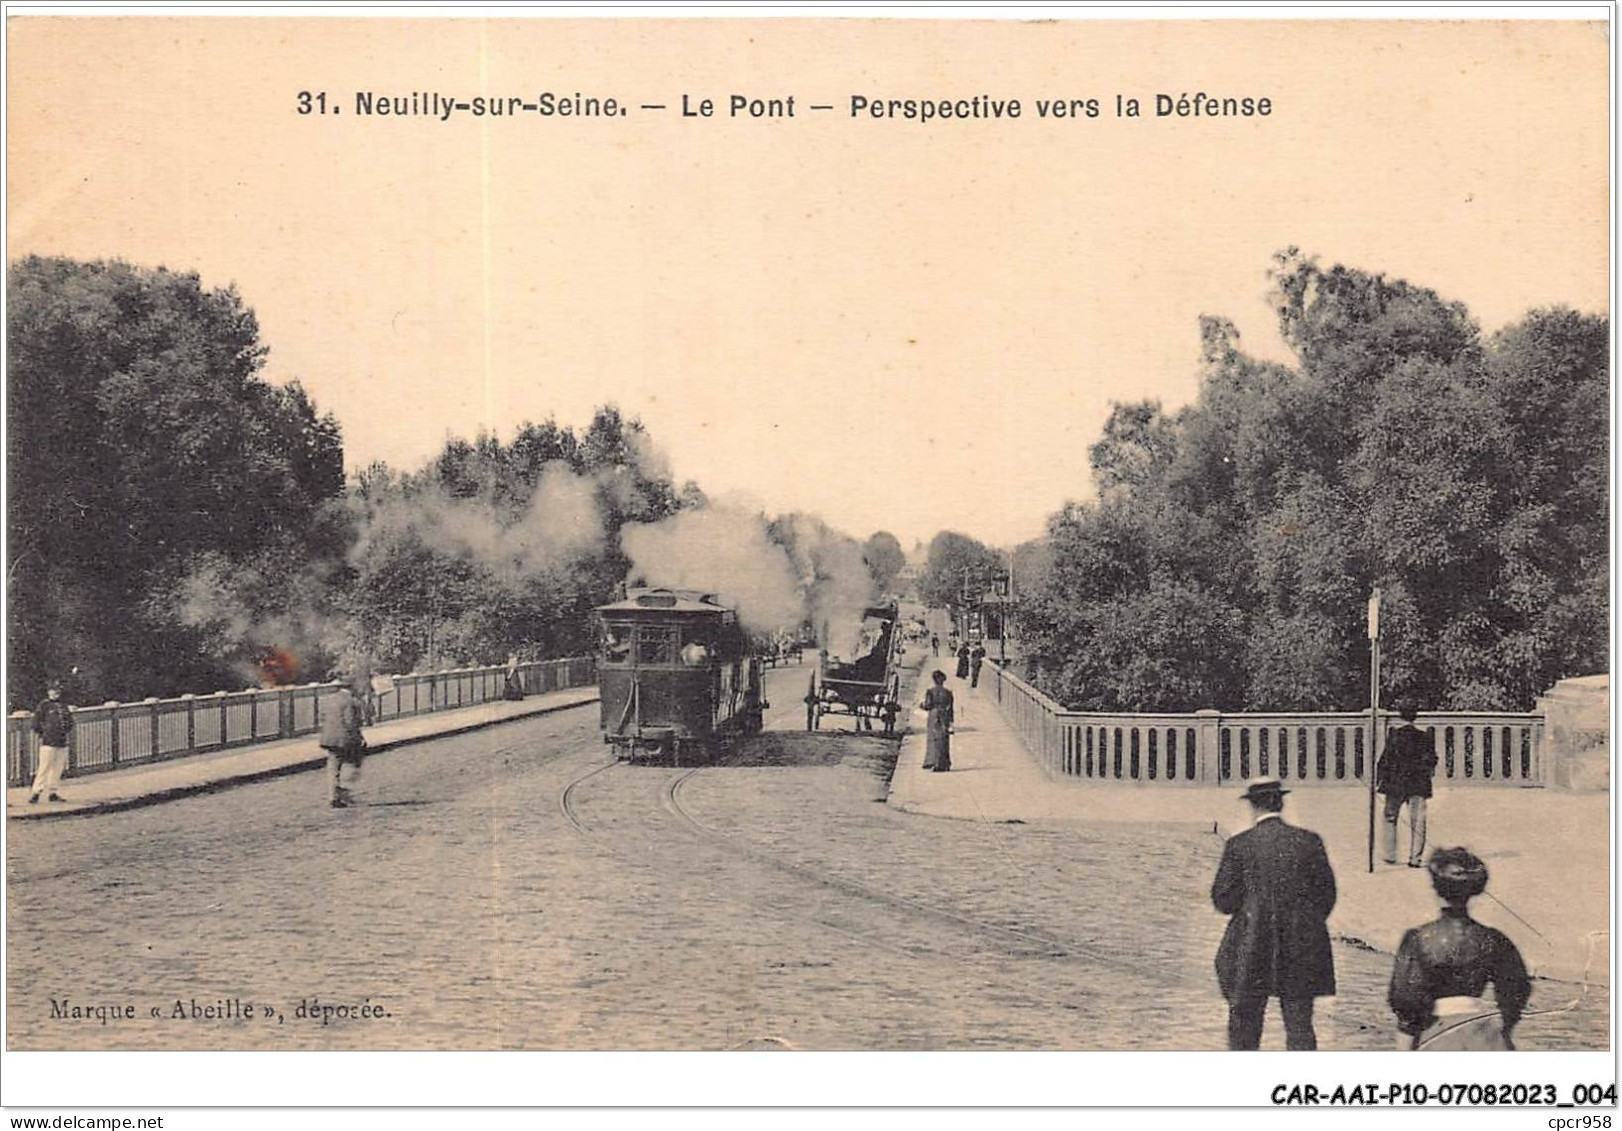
[889,669,1609,985]
[6,686,600,821]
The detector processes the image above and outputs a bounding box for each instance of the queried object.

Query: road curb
[7,695,600,822]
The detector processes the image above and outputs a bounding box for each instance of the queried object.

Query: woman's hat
[1239,776,1289,802]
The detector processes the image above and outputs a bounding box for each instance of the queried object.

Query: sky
[6,16,1609,549]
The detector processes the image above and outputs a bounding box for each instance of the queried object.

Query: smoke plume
[620,506,804,636]
[777,514,878,659]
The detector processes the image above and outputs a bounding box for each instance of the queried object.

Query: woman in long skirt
[921,670,955,772]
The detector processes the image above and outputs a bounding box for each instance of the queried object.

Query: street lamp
[992,569,1011,665]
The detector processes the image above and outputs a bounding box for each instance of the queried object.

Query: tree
[861,531,906,594]
[1018,251,1608,712]
[340,408,688,673]
[918,531,1002,609]
[7,256,345,704]
[1089,400,1179,499]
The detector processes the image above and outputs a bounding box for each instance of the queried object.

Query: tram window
[602,624,633,663]
[636,626,678,665]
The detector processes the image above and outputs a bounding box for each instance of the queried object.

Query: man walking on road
[1378,699,1438,867]
[27,681,73,803]
[1212,777,1338,1050]
[319,678,371,808]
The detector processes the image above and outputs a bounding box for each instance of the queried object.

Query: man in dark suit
[1212,777,1338,1050]
[1377,699,1439,867]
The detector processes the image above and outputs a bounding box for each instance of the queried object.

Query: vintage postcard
[3,7,1612,1116]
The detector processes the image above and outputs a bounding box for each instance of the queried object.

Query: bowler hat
[1239,776,1289,802]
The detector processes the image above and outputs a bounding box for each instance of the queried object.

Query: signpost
[1366,586,1382,874]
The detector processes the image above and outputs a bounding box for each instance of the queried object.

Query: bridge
[5,637,1608,1057]
[9,653,1598,794]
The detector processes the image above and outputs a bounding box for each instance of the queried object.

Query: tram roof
[596,587,731,616]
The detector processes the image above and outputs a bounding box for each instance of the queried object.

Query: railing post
[10,711,35,788]
[183,695,195,751]
[1195,709,1222,785]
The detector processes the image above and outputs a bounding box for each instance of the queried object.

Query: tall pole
[1366,586,1382,874]
[999,549,1014,666]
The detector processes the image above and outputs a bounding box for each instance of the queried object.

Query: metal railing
[6,657,597,788]
[986,662,1544,788]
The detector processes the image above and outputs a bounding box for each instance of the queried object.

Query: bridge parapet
[987,662,1546,788]
[6,657,597,788]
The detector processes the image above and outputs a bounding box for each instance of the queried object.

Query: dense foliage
[7,256,895,706]
[1017,252,1608,713]
[918,531,1003,609]
[337,408,689,676]
[8,257,344,704]
[861,531,907,595]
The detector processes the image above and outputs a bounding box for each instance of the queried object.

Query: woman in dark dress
[1388,847,1531,1049]
[955,643,971,680]
[920,670,954,772]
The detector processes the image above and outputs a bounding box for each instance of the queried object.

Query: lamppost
[991,568,1012,665]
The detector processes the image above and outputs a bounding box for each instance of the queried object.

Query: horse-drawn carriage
[804,602,903,735]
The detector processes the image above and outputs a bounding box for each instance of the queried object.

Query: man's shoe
[46,793,63,802]
[1408,861,1424,868]
[330,797,349,808]
[27,793,39,804]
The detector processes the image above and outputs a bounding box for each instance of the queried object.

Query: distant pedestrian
[1212,777,1338,1050]
[503,653,525,700]
[1389,847,1530,1050]
[955,642,971,680]
[969,642,986,688]
[920,670,954,772]
[319,678,370,808]
[1378,699,1438,867]
[930,634,940,657]
[27,681,73,804]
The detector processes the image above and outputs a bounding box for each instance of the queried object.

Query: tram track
[662,766,1186,980]
[558,757,621,833]
[543,720,1471,1048]
[559,757,924,960]
[654,764,1461,1048]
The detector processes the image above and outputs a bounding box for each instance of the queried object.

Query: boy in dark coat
[1212,777,1338,1050]
[1378,699,1439,866]
[28,681,74,803]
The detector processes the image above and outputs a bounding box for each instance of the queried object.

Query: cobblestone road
[7,666,1607,1051]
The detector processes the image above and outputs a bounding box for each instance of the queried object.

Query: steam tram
[596,588,768,764]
